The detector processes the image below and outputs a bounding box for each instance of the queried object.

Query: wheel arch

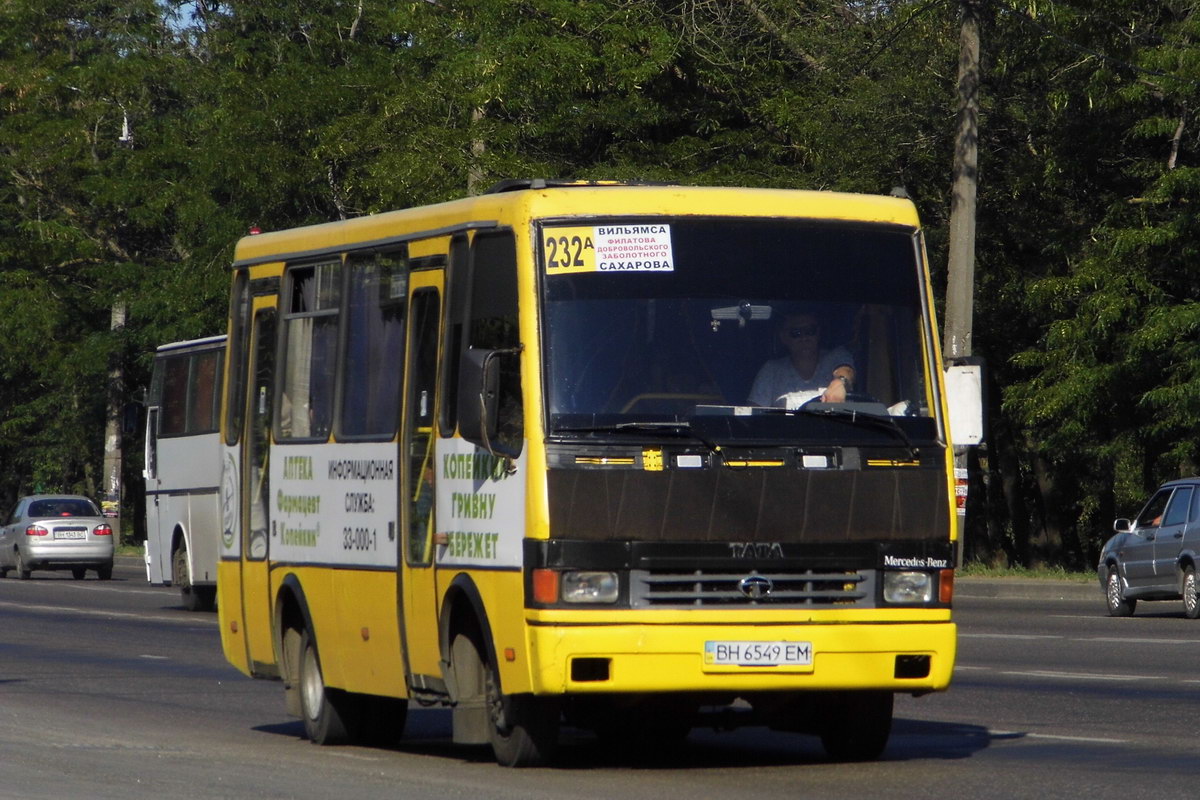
[1179,552,1198,589]
[439,573,500,690]
[275,572,316,651]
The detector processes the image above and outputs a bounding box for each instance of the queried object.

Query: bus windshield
[541,217,938,442]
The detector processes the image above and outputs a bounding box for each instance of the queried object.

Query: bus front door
[240,306,277,673]
[400,275,444,685]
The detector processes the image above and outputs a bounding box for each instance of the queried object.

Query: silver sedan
[0,495,115,580]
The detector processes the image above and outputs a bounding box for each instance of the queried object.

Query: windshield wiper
[553,421,725,459]
[759,405,920,460]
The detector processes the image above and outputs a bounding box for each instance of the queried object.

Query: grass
[958,562,1095,583]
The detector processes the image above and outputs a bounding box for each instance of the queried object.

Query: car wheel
[1184,566,1200,619]
[1106,567,1135,617]
[15,550,30,580]
[299,628,352,745]
[71,567,86,580]
[96,563,113,581]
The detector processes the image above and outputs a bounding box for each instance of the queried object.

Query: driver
[747,311,855,408]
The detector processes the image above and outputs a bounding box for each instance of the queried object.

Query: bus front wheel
[819,690,893,762]
[452,630,560,767]
[299,628,352,745]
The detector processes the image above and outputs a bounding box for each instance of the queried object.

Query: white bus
[144,335,225,611]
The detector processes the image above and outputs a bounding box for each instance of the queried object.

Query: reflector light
[939,569,954,603]
[532,569,559,604]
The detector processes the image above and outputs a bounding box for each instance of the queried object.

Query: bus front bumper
[525,620,956,695]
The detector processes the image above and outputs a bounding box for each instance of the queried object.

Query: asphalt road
[0,563,1194,799]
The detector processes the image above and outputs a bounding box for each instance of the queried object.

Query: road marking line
[959,633,1063,639]
[0,599,215,625]
[992,729,1129,744]
[1000,669,1158,682]
[1082,637,1197,645]
[1,581,169,597]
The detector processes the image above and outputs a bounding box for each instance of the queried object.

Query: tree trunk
[102,301,126,537]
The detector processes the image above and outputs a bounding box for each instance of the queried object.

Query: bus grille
[630,569,874,608]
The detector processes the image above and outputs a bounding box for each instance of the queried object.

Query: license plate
[53,530,86,540]
[704,640,813,668]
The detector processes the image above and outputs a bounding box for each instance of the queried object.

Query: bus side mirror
[458,348,500,448]
[944,357,986,446]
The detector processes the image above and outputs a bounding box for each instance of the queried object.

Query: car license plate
[704,640,813,669]
[53,530,86,540]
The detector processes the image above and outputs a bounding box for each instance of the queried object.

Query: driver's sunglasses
[787,324,819,339]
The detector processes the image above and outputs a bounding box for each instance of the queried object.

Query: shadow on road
[252,709,996,769]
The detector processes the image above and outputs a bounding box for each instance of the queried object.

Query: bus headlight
[561,571,619,604]
[883,571,933,604]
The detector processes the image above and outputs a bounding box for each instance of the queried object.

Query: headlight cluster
[883,571,934,604]
[533,568,619,604]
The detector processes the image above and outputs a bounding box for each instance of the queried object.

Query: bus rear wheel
[299,628,352,745]
[174,544,213,611]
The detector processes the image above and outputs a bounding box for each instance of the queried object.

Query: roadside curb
[955,576,1097,601]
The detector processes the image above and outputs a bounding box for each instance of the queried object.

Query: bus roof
[232,183,921,268]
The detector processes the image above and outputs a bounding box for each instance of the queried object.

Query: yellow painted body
[216,184,959,705]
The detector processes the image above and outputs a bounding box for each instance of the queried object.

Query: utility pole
[945,0,980,362]
[101,301,126,533]
[945,0,981,565]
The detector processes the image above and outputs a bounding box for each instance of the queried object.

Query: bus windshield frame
[537,216,943,446]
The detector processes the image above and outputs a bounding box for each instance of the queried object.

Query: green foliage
[1,0,1199,569]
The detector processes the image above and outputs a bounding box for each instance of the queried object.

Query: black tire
[819,691,893,762]
[452,630,560,767]
[96,563,113,581]
[1106,567,1135,617]
[1184,566,1200,620]
[299,628,352,745]
[71,567,86,580]
[194,586,217,612]
[15,550,30,580]
[175,546,203,610]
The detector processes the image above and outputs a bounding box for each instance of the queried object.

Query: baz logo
[729,542,784,559]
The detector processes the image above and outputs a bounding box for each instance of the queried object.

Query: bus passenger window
[160,355,190,436]
[279,261,340,441]
[341,251,407,438]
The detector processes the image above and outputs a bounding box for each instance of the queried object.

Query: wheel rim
[1107,571,1122,609]
[1187,573,1197,614]
[301,644,323,722]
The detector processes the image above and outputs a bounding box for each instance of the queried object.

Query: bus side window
[161,355,190,436]
[189,349,222,434]
[439,234,470,438]
[459,231,523,456]
[225,271,251,446]
[279,261,341,441]
[340,250,408,439]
